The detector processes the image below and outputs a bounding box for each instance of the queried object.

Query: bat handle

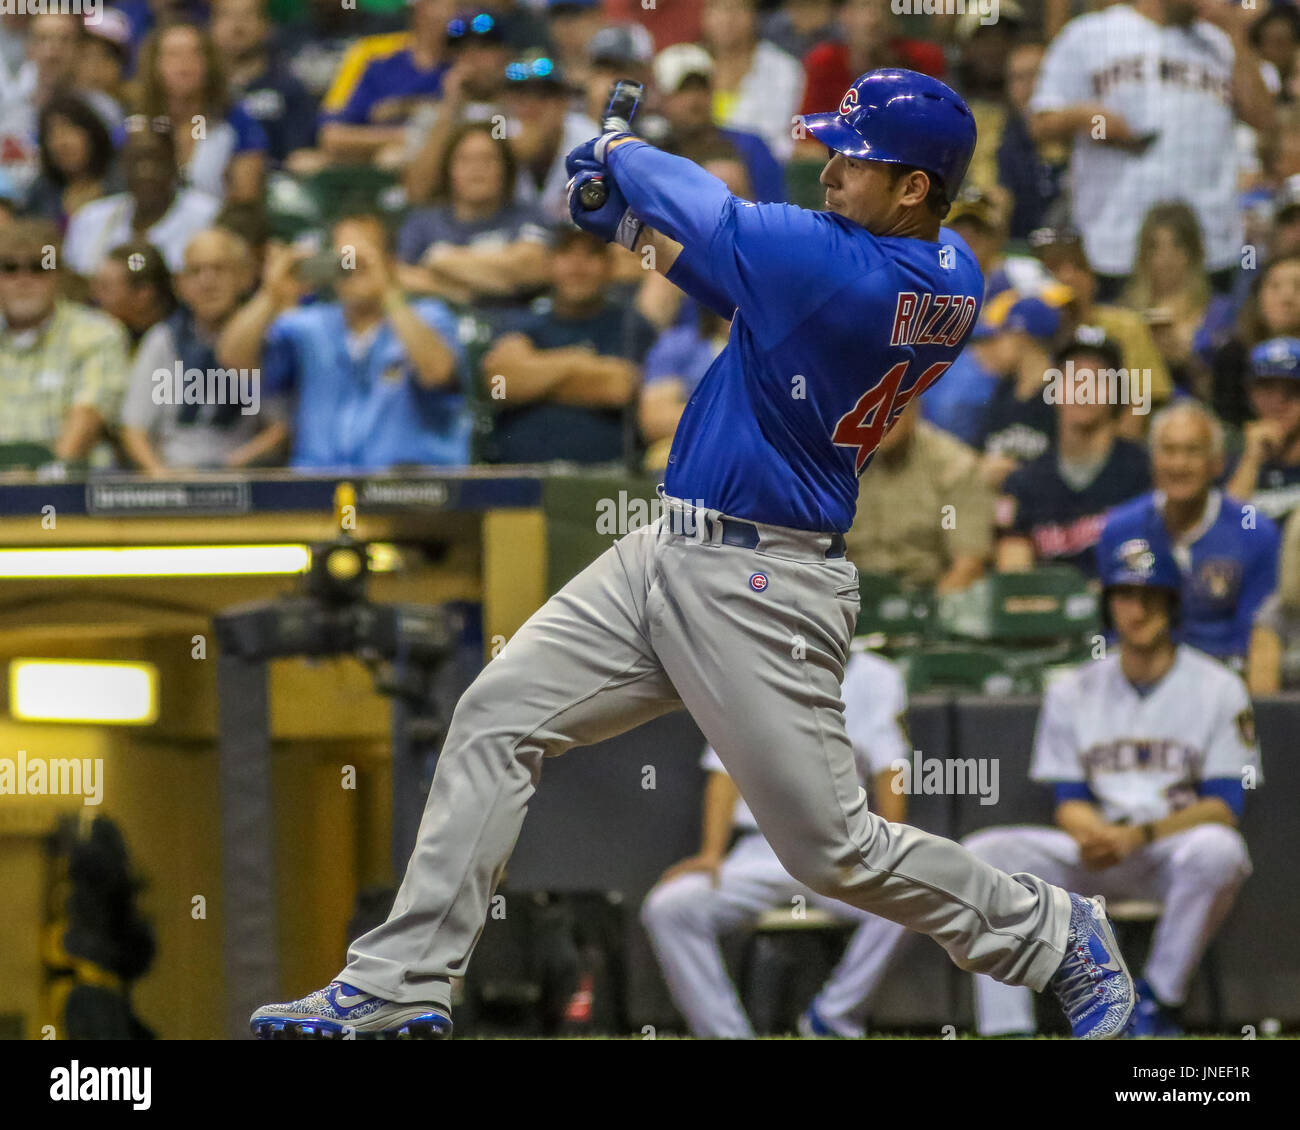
[577,103,637,212]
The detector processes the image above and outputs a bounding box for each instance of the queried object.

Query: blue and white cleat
[1047,894,1135,1040]
[250,981,452,1040]
[796,999,840,1039]
[1124,978,1183,1038]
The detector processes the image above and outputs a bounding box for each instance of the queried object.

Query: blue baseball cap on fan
[1249,337,1300,380]
[1001,296,1061,341]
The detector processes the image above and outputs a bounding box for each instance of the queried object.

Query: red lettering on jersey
[909,294,931,344]
[832,360,952,474]
[946,296,977,346]
[933,295,965,344]
[832,362,908,473]
[918,295,952,345]
[890,293,919,346]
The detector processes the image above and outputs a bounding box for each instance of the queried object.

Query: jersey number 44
[832,359,951,475]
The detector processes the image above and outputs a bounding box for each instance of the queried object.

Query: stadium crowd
[3,0,1300,690]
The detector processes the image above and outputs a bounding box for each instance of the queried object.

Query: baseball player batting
[251,69,1135,1040]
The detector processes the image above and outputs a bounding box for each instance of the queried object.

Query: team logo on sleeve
[1236,707,1256,746]
[749,573,768,592]
[839,87,859,117]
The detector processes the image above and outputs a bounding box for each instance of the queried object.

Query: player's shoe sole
[1049,894,1135,1040]
[250,981,452,1040]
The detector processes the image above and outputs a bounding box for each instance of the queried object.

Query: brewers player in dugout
[252,70,1136,1040]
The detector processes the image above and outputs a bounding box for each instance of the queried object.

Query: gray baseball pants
[340,495,1073,1011]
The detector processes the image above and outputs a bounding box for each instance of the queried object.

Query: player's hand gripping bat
[578,79,644,211]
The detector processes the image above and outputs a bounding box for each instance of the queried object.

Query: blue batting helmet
[801,68,977,198]
[1100,535,1182,631]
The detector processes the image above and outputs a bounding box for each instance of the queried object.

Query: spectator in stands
[64,119,221,277]
[0,13,122,195]
[1121,202,1236,400]
[964,536,1258,1038]
[920,314,1004,450]
[950,0,1025,102]
[81,9,132,111]
[404,9,513,204]
[317,0,455,167]
[844,401,994,595]
[1249,505,1300,693]
[90,241,176,357]
[653,44,785,205]
[996,331,1152,578]
[23,94,119,232]
[219,213,469,470]
[1225,337,1300,525]
[762,0,836,61]
[583,24,656,130]
[1031,227,1174,416]
[122,228,287,473]
[1102,400,1279,672]
[211,0,319,170]
[1040,0,1274,297]
[1251,2,1300,103]
[277,0,407,101]
[503,54,597,224]
[995,39,1066,241]
[397,122,549,313]
[134,19,269,203]
[544,0,602,92]
[639,305,731,472]
[1030,0,1274,300]
[799,0,945,125]
[976,296,1062,491]
[1210,255,1300,429]
[0,218,129,463]
[481,228,655,465]
[701,0,803,161]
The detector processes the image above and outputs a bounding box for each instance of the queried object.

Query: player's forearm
[1247,626,1281,696]
[1225,451,1262,503]
[1055,799,1107,839]
[1150,797,1237,838]
[224,419,290,469]
[700,772,740,860]
[872,768,906,824]
[607,140,733,253]
[121,425,167,475]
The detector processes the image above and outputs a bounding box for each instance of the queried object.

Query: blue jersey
[1099,491,1279,661]
[607,141,985,533]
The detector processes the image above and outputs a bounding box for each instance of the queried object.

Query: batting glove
[567,164,644,251]
[564,132,637,178]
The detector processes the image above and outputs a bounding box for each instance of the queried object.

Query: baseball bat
[578,79,644,211]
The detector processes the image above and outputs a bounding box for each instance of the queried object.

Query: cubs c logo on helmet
[839,86,859,117]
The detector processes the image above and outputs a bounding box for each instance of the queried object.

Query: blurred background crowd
[7,0,1300,690]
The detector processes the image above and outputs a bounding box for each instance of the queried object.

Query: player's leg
[797,904,910,1038]
[641,832,804,1038]
[650,537,1069,985]
[962,826,1088,1036]
[648,524,1131,1038]
[1136,823,1252,1025]
[251,524,681,1036]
